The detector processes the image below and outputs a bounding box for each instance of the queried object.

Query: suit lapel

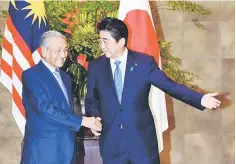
[121,50,136,106]
[38,61,71,109]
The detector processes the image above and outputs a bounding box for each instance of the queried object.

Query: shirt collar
[41,59,57,73]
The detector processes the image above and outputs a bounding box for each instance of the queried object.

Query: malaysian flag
[0,0,48,134]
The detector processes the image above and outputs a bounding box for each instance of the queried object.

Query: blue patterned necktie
[53,69,70,107]
[114,60,122,103]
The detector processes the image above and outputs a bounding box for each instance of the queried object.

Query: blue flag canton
[8,1,49,52]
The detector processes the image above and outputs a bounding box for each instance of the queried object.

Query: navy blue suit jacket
[85,50,205,159]
[21,61,82,164]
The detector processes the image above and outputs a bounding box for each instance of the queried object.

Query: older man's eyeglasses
[46,47,69,55]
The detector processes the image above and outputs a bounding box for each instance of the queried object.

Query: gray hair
[39,30,66,47]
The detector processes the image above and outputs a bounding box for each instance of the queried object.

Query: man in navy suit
[21,30,102,164]
[85,17,221,164]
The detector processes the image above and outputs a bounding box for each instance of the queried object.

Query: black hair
[97,17,128,46]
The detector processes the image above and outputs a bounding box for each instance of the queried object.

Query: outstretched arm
[148,57,220,110]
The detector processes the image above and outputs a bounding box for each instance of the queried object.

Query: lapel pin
[134,63,138,66]
[130,67,134,71]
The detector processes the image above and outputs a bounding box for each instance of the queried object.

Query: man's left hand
[201,92,221,109]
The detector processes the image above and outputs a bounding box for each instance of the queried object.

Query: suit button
[121,108,124,112]
[118,124,123,130]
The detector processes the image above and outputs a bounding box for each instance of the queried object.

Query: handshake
[81,116,102,136]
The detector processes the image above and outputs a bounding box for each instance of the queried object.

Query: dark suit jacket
[85,50,205,159]
[21,61,82,164]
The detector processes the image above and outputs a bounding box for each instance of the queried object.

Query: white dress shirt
[110,48,128,88]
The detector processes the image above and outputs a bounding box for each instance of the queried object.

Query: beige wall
[151,1,235,164]
[0,1,234,164]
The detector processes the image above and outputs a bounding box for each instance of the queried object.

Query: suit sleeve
[148,57,205,110]
[22,71,82,131]
[85,63,100,117]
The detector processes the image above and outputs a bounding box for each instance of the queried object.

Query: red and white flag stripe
[1,15,41,134]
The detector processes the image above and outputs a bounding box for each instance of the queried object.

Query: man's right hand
[91,117,102,136]
[81,116,102,132]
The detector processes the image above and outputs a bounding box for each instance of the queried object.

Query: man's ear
[118,38,126,48]
[41,47,47,58]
